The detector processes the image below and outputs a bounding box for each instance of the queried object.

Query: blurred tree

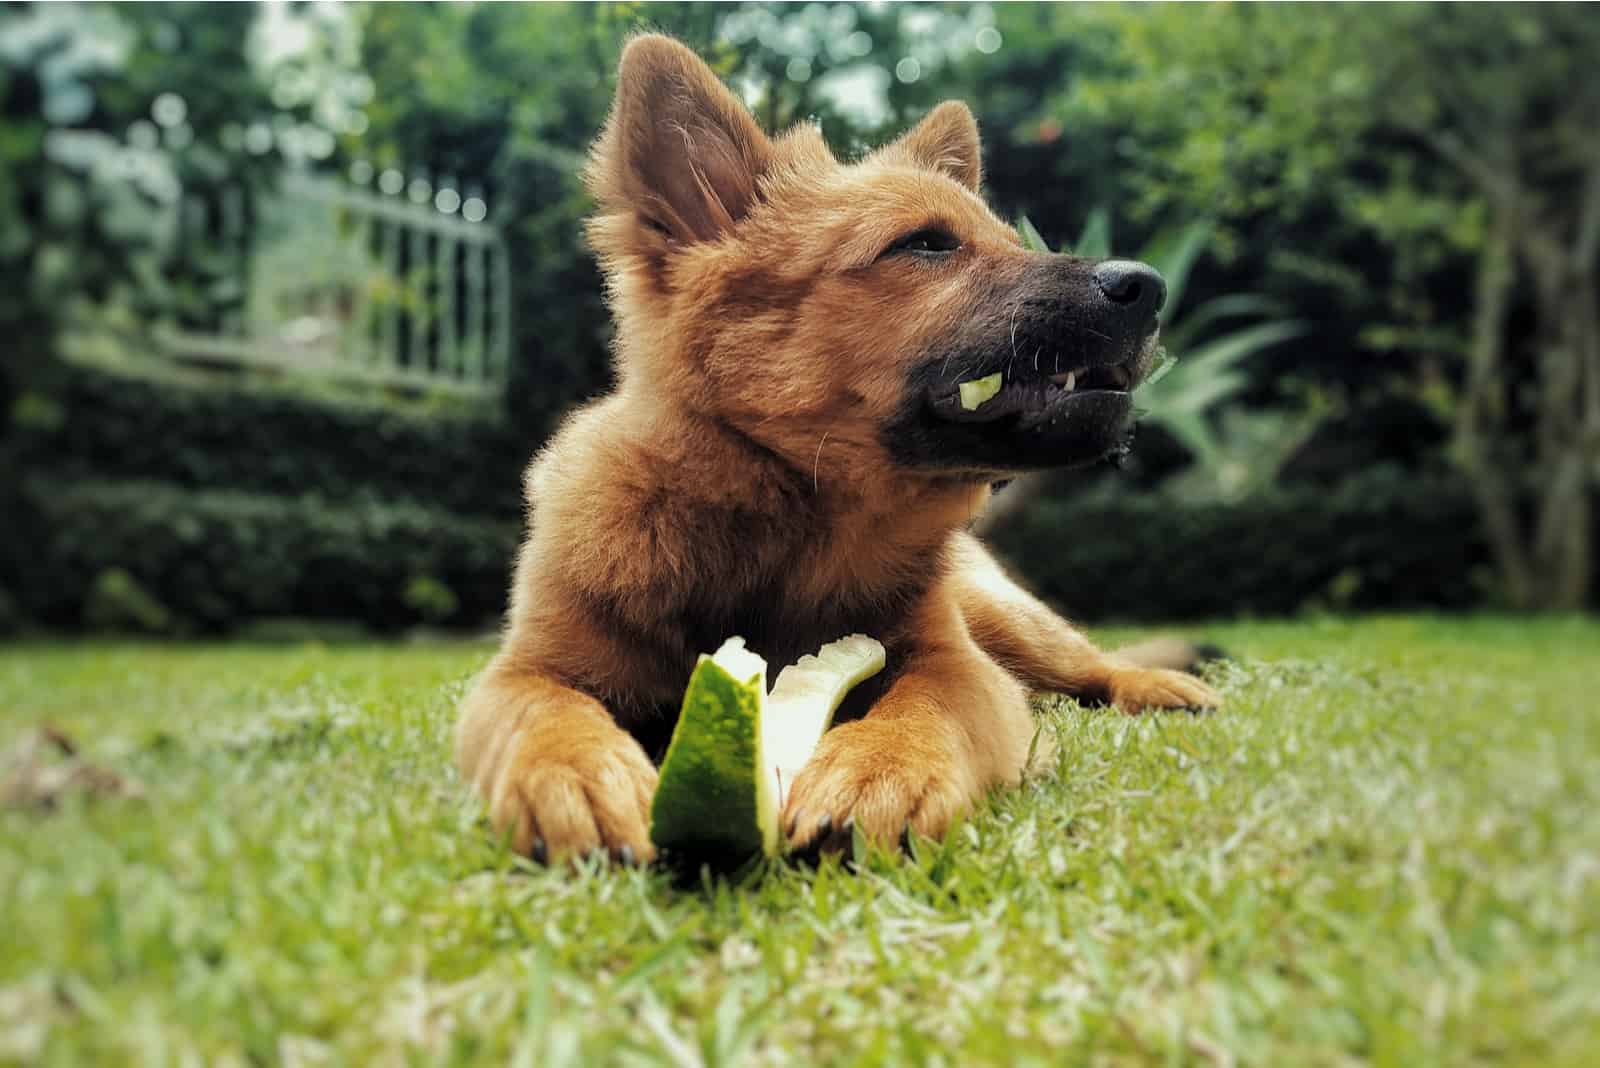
[1015,2,1598,609]
[942,5,1129,247]
[713,2,993,151]
[0,3,284,380]
[1349,4,1600,611]
[11,0,1582,611]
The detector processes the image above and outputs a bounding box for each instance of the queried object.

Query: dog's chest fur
[607,498,946,759]
[628,567,918,760]
[681,555,930,673]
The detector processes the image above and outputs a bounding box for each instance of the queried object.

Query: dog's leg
[948,532,1220,713]
[456,657,658,863]
[782,589,1037,850]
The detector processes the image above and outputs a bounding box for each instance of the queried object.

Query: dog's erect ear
[877,101,982,192]
[588,35,773,245]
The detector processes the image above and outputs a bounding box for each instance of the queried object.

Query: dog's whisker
[1008,302,1019,372]
[812,430,831,495]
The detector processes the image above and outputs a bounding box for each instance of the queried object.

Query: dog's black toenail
[532,838,548,864]
[816,814,832,836]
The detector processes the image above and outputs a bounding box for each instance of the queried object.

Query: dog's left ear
[588,34,773,246]
[877,101,982,192]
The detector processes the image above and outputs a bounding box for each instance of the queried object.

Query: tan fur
[456,35,1220,862]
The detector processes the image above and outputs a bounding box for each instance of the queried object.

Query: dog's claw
[618,844,635,867]
[531,838,548,865]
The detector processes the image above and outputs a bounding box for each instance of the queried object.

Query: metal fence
[156,168,511,398]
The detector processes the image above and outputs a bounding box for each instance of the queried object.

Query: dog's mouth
[926,361,1138,429]
[884,326,1156,476]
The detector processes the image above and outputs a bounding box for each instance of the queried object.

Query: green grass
[1,617,1596,1066]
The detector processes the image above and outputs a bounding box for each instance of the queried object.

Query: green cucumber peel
[649,634,886,861]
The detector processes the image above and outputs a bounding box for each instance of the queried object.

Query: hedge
[6,478,521,633]
[990,469,1490,620]
[4,467,1502,635]
[6,361,534,518]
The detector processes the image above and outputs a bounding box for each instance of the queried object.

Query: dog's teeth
[1049,371,1076,392]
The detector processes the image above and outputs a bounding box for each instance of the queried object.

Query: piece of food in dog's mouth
[957,369,1095,410]
[649,634,887,862]
[958,372,1004,410]
[944,363,1132,424]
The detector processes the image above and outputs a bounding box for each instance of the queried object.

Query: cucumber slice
[649,638,770,858]
[764,634,886,812]
[649,634,886,861]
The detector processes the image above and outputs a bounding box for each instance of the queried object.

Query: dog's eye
[885,228,961,258]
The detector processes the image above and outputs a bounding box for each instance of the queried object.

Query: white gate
[157,168,512,398]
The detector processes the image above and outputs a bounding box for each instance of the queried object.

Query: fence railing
[157,168,512,398]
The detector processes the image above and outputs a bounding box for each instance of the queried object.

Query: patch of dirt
[0,724,146,810]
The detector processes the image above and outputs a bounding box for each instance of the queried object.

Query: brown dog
[456,35,1220,864]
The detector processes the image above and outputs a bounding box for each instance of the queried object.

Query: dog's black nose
[1093,260,1166,321]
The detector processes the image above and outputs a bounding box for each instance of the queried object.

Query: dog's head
[586,35,1163,484]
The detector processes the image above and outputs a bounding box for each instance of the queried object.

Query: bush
[990,469,1491,621]
[6,478,521,633]
[6,361,534,519]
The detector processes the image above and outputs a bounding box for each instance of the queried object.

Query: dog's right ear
[587,35,773,249]
[875,101,982,192]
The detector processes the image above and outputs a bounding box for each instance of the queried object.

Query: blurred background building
[1,1,1595,635]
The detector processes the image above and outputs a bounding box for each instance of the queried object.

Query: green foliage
[991,469,1490,620]
[1138,320,1320,503]
[1066,206,1111,260]
[2,462,1500,632]
[402,575,462,626]
[1019,214,1311,500]
[83,568,173,633]
[7,361,529,518]
[0,2,288,360]
[5,478,519,633]
[7,1,1590,624]
[1013,4,1595,422]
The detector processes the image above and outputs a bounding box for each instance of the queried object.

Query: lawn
[1,617,1595,1066]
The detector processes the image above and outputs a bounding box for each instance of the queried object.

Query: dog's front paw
[781,714,981,853]
[1107,664,1221,714]
[488,719,659,865]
